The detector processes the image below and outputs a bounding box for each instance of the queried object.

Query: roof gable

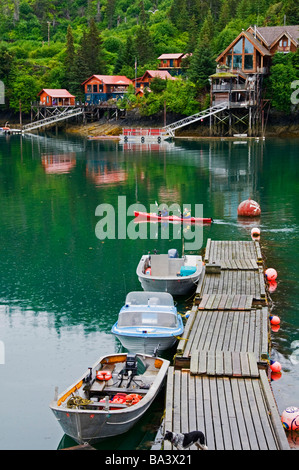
[81,75,133,86]
[216,30,271,62]
[247,25,299,47]
[38,89,75,98]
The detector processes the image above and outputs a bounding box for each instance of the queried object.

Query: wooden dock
[159,239,289,451]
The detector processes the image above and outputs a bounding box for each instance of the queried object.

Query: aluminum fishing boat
[111,291,184,354]
[137,249,203,295]
[50,352,169,444]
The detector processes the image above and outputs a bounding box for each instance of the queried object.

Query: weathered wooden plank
[163,366,174,450]
[238,379,259,450]
[230,378,250,450]
[216,378,234,449]
[204,238,211,263]
[210,377,225,449]
[180,371,189,433]
[223,378,242,450]
[198,293,210,309]
[259,370,290,450]
[173,370,181,434]
[215,351,224,376]
[248,352,259,377]
[202,376,215,450]
[223,351,233,376]
[251,378,278,450]
[240,351,250,376]
[232,351,242,376]
[190,349,199,375]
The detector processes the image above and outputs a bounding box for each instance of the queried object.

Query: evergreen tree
[188,42,215,88]
[135,1,155,66]
[199,9,215,44]
[65,25,77,93]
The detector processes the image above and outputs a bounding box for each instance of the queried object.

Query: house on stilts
[209,25,299,136]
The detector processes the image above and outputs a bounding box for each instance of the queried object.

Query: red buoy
[237,198,261,217]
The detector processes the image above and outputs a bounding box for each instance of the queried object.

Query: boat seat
[150,255,184,276]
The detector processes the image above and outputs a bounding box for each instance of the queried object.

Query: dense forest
[0,0,298,117]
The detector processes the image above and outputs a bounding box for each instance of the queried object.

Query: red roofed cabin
[38,89,75,107]
[158,53,190,74]
[82,75,133,104]
[133,70,175,95]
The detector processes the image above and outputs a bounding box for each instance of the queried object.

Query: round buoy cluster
[239,200,298,433]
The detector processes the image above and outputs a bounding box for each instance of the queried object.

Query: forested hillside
[0,0,298,116]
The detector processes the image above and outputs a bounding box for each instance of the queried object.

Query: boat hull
[113,334,178,355]
[50,396,155,444]
[134,211,212,224]
[49,353,169,444]
[136,254,203,296]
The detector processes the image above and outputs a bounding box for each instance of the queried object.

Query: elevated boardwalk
[22,107,84,133]
[159,239,289,451]
[163,102,228,137]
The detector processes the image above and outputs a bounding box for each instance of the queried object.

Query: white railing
[22,107,84,133]
[163,102,228,136]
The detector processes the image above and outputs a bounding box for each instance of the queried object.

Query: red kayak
[134,211,213,224]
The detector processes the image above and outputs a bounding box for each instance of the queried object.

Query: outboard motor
[125,354,138,376]
[168,248,178,258]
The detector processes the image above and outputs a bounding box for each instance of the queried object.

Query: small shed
[38,89,76,107]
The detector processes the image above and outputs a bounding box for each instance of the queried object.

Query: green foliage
[139,78,199,116]
[266,52,298,112]
[9,75,41,113]
[0,0,298,115]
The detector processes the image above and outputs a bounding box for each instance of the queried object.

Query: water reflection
[0,133,298,449]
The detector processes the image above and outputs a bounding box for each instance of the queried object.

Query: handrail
[23,107,84,132]
[163,102,228,136]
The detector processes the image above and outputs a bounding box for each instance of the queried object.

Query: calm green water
[0,133,298,450]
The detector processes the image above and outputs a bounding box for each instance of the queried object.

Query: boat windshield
[125,291,174,307]
[118,311,178,328]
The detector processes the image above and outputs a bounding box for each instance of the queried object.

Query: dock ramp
[163,101,228,137]
[22,107,84,133]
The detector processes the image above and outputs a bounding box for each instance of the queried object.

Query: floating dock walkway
[159,239,289,451]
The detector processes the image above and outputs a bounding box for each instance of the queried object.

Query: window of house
[234,39,243,54]
[233,54,242,68]
[93,84,98,92]
[87,84,92,92]
[226,54,232,67]
[244,54,253,69]
[244,38,254,53]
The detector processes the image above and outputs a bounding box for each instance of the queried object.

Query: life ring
[125,394,142,406]
[96,370,112,381]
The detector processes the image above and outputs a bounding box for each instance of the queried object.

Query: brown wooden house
[38,89,75,107]
[211,25,299,108]
[133,70,175,96]
[82,75,133,104]
[158,53,190,74]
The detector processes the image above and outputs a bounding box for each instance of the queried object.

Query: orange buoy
[270,315,280,325]
[265,268,277,281]
[281,407,299,431]
[237,198,261,217]
[271,371,282,381]
[270,360,281,373]
[251,227,260,237]
[268,280,277,293]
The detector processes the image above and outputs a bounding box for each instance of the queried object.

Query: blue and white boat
[111,291,184,355]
